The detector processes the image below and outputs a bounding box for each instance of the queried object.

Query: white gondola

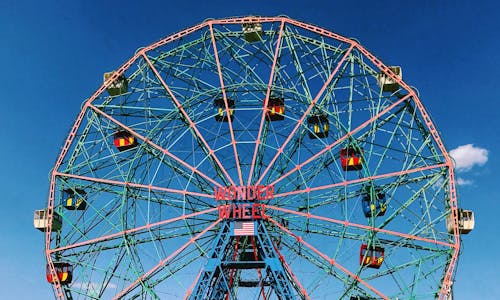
[376,66,402,92]
[103,71,128,96]
[34,209,62,232]
[242,22,263,42]
[446,209,474,234]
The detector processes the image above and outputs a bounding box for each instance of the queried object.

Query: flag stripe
[234,221,255,236]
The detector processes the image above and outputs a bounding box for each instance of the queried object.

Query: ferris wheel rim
[42,16,461,300]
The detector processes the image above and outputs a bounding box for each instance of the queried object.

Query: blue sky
[0,0,498,298]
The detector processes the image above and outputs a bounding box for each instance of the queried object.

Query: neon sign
[214,185,274,201]
[215,185,273,220]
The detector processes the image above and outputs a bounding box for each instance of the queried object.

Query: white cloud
[456,177,473,186]
[449,144,488,171]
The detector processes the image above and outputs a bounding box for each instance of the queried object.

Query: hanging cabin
[266,97,285,121]
[113,130,138,152]
[446,209,474,234]
[103,72,128,96]
[350,296,371,300]
[242,22,263,42]
[340,147,363,171]
[46,262,73,285]
[376,66,402,93]
[62,189,87,210]
[362,187,387,217]
[360,244,384,269]
[214,98,235,122]
[307,114,329,139]
[34,209,62,232]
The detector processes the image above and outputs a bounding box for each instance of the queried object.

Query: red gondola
[46,262,73,285]
[113,130,138,152]
[359,244,384,269]
[340,147,363,171]
[266,97,285,121]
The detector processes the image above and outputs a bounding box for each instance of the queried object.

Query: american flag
[233,221,255,236]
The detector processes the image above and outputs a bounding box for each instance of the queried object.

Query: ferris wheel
[34,16,475,299]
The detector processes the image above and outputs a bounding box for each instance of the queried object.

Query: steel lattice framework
[42,16,461,299]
